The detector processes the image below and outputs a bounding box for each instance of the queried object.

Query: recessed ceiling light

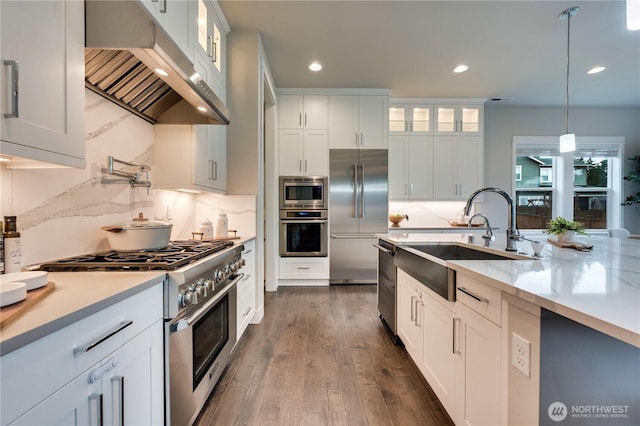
[587,66,606,74]
[309,62,322,72]
[154,68,169,77]
[453,65,468,73]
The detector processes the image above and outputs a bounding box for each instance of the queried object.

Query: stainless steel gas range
[39,240,246,426]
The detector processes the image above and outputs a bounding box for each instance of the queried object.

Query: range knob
[214,269,224,283]
[179,289,195,307]
[240,258,246,267]
[230,262,238,273]
[196,280,208,297]
[205,278,215,291]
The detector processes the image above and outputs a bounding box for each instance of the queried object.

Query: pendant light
[559,7,579,153]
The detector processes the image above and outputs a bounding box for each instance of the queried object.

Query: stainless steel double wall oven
[279,176,328,257]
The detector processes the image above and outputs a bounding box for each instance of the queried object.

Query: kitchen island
[379,232,639,425]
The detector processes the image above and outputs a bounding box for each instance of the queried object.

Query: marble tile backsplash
[1,90,256,267]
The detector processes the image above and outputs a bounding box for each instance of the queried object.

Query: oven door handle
[170,274,243,333]
[280,219,328,223]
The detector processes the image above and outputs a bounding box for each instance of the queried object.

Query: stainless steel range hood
[85,0,229,125]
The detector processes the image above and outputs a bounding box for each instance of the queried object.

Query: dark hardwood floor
[195,285,454,426]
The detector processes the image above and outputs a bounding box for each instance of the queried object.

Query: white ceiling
[219,0,640,106]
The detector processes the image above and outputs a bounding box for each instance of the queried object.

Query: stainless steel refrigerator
[329,149,388,284]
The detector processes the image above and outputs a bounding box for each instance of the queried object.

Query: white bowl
[0,271,48,291]
[0,282,27,307]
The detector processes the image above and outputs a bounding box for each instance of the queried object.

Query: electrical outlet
[166,205,173,220]
[512,333,531,377]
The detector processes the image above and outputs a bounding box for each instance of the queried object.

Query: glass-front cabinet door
[434,105,482,135]
[389,104,432,135]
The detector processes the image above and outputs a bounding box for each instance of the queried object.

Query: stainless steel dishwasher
[374,239,399,343]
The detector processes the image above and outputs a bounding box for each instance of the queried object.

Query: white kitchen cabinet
[237,240,256,341]
[432,136,483,199]
[0,0,85,168]
[328,95,388,149]
[434,104,483,135]
[10,321,164,426]
[388,135,433,199]
[389,103,432,135]
[279,94,328,130]
[154,124,227,193]
[278,257,329,280]
[456,302,502,426]
[1,284,164,426]
[137,0,193,61]
[397,269,503,426]
[278,129,328,176]
[421,290,458,417]
[396,270,424,363]
[193,0,228,98]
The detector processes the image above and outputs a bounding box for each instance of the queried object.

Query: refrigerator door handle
[352,163,358,218]
[360,163,365,218]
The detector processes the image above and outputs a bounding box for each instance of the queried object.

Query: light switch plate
[512,332,531,377]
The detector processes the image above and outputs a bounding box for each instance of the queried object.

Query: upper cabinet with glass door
[434,104,483,135]
[389,103,432,135]
[194,0,228,99]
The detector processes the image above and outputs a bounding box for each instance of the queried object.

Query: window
[513,137,624,230]
[539,168,552,184]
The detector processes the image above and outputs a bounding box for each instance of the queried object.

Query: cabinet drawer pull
[111,376,124,426]
[304,113,307,126]
[88,357,119,384]
[297,266,310,270]
[242,273,251,281]
[3,60,19,118]
[410,296,416,323]
[74,320,133,354]
[207,36,214,57]
[159,0,167,13]
[458,287,489,303]
[89,393,103,426]
[243,307,252,317]
[212,41,217,63]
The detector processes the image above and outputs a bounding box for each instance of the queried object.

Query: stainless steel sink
[404,244,518,261]
[394,243,526,301]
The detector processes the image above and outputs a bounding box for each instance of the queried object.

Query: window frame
[512,136,625,230]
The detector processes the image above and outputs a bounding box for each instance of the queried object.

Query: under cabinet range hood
[84,0,230,125]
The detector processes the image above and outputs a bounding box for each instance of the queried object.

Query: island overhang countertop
[379,232,640,348]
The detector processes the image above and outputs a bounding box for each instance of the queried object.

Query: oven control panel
[177,257,245,309]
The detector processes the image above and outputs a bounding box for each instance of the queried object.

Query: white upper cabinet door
[357,95,388,149]
[193,0,227,99]
[328,95,359,149]
[278,94,328,130]
[155,0,193,59]
[278,129,304,175]
[434,105,483,135]
[329,95,388,149]
[388,136,409,198]
[433,136,482,199]
[0,0,85,168]
[389,104,432,135]
[303,95,328,130]
[302,130,328,176]
[389,135,433,200]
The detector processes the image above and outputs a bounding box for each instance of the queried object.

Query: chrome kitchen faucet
[464,187,520,252]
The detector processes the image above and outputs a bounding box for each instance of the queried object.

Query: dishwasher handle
[373,243,396,256]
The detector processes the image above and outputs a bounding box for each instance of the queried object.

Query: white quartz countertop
[0,271,166,356]
[380,232,640,348]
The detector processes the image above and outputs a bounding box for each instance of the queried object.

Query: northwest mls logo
[548,401,568,422]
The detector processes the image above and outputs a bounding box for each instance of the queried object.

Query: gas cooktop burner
[38,240,235,271]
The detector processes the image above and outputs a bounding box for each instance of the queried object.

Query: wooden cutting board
[0,282,56,329]
[547,238,593,251]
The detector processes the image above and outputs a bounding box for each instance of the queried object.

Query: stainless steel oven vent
[84,0,230,125]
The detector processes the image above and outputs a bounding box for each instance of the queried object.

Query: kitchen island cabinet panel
[0,0,85,168]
